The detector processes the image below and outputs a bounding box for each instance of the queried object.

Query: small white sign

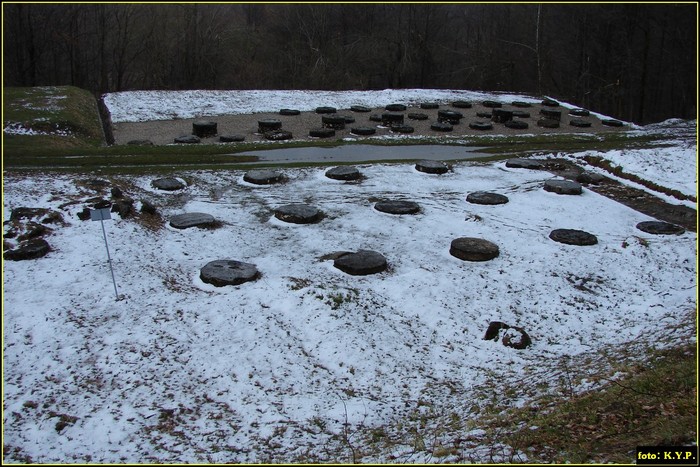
[90,207,112,221]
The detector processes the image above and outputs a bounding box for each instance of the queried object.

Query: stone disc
[466,192,509,205]
[274,204,321,224]
[415,160,448,174]
[326,166,361,181]
[200,260,260,286]
[450,237,499,261]
[636,221,685,235]
[169,212,216,229]
[152,177,186,191]
[333,250,388,276]
[543,180,583,195]
[243,170,284,185]
[549,229,598,245]
[374,200,420,214]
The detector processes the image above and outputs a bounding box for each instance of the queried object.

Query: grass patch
[493,343,697,463]
[3,86,104,148]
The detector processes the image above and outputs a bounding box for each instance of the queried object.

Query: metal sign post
[90,207,120,301]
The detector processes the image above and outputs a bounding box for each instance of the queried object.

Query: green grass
[3,85,105,148]
[497,343,697,463]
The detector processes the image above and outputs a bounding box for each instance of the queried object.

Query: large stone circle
[449,237,500,261]
[415,160,449,174]
[549,229,598,245]
[333,250,388,276]
[200,260,260,286]
[326,166,362,181]
[374,200,420,215]
[152,177,186,191]
[636,221,685,235]
[169,212,216,229]
[544,180,583,195]
[466,192,509,205]
[274,204,322,224]
[243,170,285,185]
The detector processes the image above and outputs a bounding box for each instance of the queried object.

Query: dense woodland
[3,3,697,124]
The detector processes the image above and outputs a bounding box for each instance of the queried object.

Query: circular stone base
[200,260,260,286]
[466,192,509,205]
[549,229,598,245]
[374,200,420,214]
[636,221,685,235]
[152,177,186,191]
[243,170,284,185]
[333,250,388,276]
[544,180,583,195]
[170,212,216,229]
[174,135,201,144]
[415,160,449,174]
[274,204,322,224]
[326,166,361,180]
[450,237,499,261]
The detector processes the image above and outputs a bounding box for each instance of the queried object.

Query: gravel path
[111,104,626,146]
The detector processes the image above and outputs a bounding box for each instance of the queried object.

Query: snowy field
[3,90,697,463]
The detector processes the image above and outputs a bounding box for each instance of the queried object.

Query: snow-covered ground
[102,89,548,123]
[3,90,697,463]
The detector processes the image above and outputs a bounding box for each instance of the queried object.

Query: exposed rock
[466,192,509,205]
[549,229,598,245]
[450,237,499,261]
[374,200,420,215]
[111,198,134,218]
[326,166,362,181]
[170,212,216,229]
[415,160,449,174]
[200,260,260,286]
[505,158,544,169]
[274,204,322,224]
[543,180,583,195]
[152,177,186,191]
[333,250,388,276]
[4,238,50,261]
[243,170,285,185]
[111,187,123,199]
[483,321,532,350]
[636,221,685,235]
[10,207,50,221]
[140,200,158,215]
[127,139,154,146]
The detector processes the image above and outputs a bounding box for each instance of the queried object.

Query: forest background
[3,2,697,125]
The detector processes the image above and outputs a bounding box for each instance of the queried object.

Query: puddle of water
[237,144,489,164]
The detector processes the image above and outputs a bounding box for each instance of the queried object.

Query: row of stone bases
[151,98,625,145]
[146,161,687,298]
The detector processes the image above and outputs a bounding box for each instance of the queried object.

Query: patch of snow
[3,159,696,463]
